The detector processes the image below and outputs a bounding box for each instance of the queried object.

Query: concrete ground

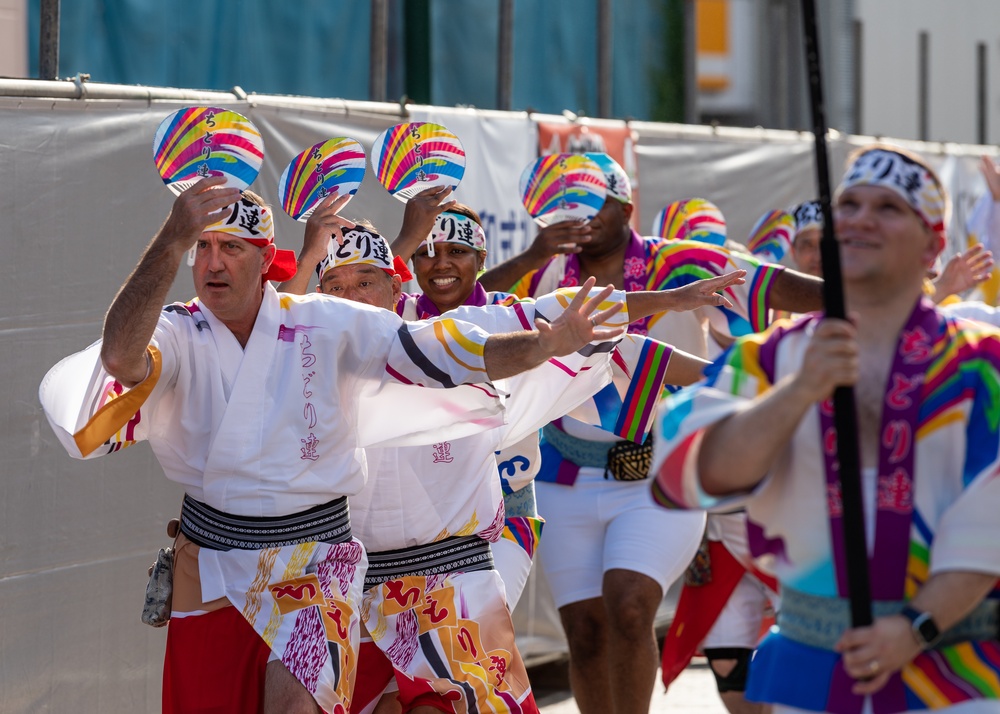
[532,657,728,713]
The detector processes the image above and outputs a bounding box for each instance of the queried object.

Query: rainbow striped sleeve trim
[721,329,777,398]
[748,264,784,333]
[614,339,673,442]
[500,516,545,559]
[902,641,1000,704]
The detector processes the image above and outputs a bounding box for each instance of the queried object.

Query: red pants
[351,641,540,714]
[163,606,270,713]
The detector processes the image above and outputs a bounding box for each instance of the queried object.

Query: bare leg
[558,597,612,714]
[710,659,765,714]
[719,690,765,714]
[372,692,402,713]
[383,696,444,714]
[602,569,663,714]
[263,660,322,714]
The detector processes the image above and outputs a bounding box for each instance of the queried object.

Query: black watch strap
[900,605,941,648]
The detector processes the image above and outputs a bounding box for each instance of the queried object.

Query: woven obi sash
[779,586,998,651]
[179,494,353,551]
[542,422,654,483]
[542,423,614,469]
[364,535,494,592]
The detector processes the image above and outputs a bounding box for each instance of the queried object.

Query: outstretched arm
[478,220,592,292]
[981,154,1000,201]
[931,244,994,303]
[483,277,624,379]
[102,177,241,386]
[770,268,825,313]
[279,193,355,295]
[697,318,858,496]
[624,270,747,320]
[663,349,712,387]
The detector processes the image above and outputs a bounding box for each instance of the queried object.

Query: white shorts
[535,469,706,609]
[702,572,774,650]
[491,536,533,609]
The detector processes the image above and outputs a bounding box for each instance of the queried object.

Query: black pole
[800,0,872,628]
[683,0,697,124]
[39,0,60,80]
[403,0,431,105]
[497,0,513,111]
[369,0,388,102]
[597,0,612,117]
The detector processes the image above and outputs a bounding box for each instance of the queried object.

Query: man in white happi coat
[39,178,625,714]
[292,224,623,714]
[280,199,740,713]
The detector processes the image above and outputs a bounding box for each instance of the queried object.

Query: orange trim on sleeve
[73,346,162,457]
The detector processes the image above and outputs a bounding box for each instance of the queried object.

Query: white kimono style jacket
[651,304,1000,713]
[353,289,624,553]
[38,283,527,712]
[40,284,513,514]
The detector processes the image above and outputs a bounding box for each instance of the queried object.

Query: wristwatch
[900,605,941,649]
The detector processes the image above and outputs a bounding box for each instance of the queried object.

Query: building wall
[696,0,758,119]
[695,0,857,135]
[856,0,1000,144]
[23,0,675,121]
[0,0,27,77]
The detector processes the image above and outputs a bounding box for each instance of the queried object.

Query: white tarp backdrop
[1,83,994,712]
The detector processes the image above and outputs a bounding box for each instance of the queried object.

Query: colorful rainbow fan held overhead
[278,138,367,222]
[152,107,264,195]
[371,122,466,202]
[651,200,687,241]
[519,153,608,227]
[651,198,727,245]
[746,209,795,262]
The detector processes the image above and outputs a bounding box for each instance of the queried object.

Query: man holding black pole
[651,144,1000,713]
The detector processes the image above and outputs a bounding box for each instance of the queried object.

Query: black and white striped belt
[364,534,494,592]
[179,494,352,551]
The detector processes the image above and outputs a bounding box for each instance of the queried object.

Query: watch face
[903,607,941,647]
[915,614,940,644]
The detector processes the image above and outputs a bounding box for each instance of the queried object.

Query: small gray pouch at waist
[141,546,174,628]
